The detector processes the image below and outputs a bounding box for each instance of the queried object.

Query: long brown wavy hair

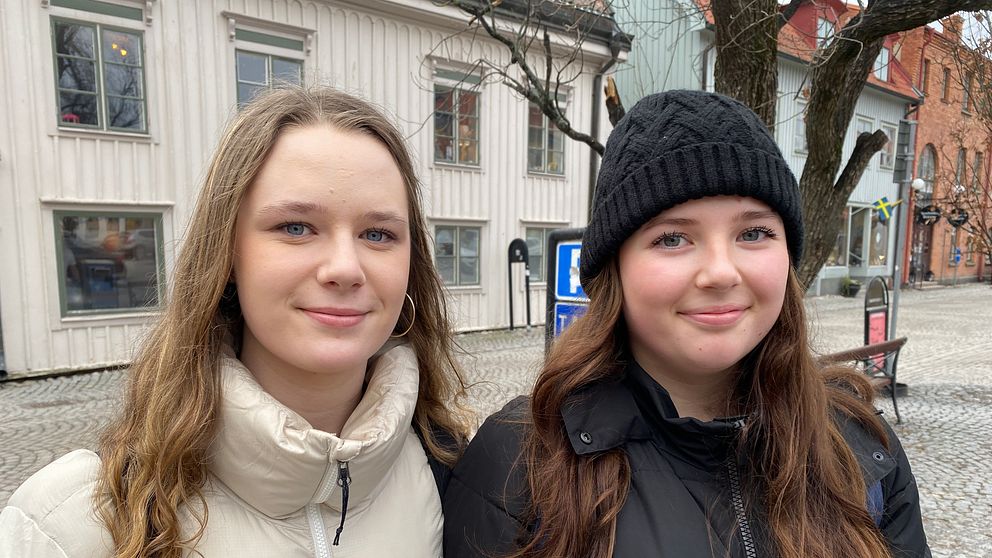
[512,261,892,558]
[95,87,470,558]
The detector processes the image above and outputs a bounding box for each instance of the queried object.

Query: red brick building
[897,17,991,285]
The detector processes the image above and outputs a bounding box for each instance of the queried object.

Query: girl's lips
[302,309,367,328]
[679,308,746,327]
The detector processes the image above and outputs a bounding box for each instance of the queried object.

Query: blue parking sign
[553,302,588,337]
[555,242,587,301]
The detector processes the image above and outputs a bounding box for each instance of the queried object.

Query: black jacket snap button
[579,431,593,444]
[873,451,885,462]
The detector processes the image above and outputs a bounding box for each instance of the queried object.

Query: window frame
[879,122,898,170]
[524,226,560,283]
[942,67,952,102]
[53,209,165,317]
[973,151,984,194]
[817,17,833,48]
[432,68,483,168]
[434,224,482,287]
[51,16,148,134]
[854,116,875,169]
[962,72,973,113]
[873,47,890,82]
[527,96,567,176]
[234,48,303,106]
[793,100,808,154]
[921,58,931,95]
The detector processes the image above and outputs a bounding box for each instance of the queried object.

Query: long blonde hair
[96,87,469,558]
[512,263,892,558]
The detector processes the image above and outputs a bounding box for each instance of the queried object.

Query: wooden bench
[819,337,908,424]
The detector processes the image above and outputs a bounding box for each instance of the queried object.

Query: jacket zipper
[727,419,757,558]
[306,460,350,558]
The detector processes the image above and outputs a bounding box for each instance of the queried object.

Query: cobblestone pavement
[2,283,990,556]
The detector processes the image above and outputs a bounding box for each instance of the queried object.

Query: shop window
[868,210,889,266]
[848,207,868,268]
[434,225,480,286]
[55,211,163,315]
[826,209,848,266]
[52,18,147,132]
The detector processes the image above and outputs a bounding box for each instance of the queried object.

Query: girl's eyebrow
[643,216,697,228]
[257,200,328,216]
[363,210,408,226]
[738,210,780,222]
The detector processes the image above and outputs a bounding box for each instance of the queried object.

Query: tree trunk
[710,0,992,288]
[712,0,780,131]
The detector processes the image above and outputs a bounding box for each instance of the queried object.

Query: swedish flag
[873,197,902,224]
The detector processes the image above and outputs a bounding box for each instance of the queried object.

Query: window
[956,148,967,191]
[962,72,973,112]
[827,209,848,266]
[56,211,163,315]
[528,102,566,175]
[525,227,557,282]
[973,152,985,193]
[966,236,976,265]
[52,19,146,132]
[868,210,889,265]
[855,116,874,167]
[434,225,480,286]
[942,68,951,101]
[873,47,890,81]
[918,144,937,202]
[794,101,808,153]
[434,70,481,166]
[921,59,931,95]
[817,17,833,47]
[879,122,897,169]
[848,207,868,268]
[236,50,302,106]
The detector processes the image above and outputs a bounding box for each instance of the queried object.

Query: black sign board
[507,239,531,330]
[864,276,890,347]
[916,205,941,226]
[947,208,969,228]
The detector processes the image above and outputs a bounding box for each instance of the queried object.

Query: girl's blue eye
[364,228,394,243]
[741,227,775,242]
[284,223,307,236]
[656,233,686,248]
[741,229,763,242]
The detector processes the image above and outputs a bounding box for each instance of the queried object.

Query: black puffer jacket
[444,361,930,558]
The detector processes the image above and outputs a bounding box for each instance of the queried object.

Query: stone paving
[1,282,991,556]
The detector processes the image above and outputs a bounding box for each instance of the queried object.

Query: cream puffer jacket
[0,344,443,557]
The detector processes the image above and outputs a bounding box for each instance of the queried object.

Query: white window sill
[51,127,156,143]
[432,161,483,172]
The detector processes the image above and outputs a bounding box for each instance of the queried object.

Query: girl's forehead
[647,196,778,223]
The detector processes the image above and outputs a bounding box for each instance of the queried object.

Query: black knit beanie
[580,90,803,289]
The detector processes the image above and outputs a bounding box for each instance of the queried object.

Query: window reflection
[58,213,162,314]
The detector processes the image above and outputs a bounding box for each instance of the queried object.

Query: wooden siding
[0,0,612,376]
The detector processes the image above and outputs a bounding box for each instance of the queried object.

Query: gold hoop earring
[391,293,416,338]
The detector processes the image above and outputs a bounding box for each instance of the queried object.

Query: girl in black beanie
[443,90,930,558]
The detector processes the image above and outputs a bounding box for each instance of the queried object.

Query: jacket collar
[561,361,743,461]
[208,344,420,519]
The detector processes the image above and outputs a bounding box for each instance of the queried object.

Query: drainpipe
[588,26,624,219]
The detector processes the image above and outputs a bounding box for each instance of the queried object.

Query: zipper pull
[332,461,351,546]
[731,417,747,429]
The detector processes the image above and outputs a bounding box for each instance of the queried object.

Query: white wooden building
[0,0,627,378]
